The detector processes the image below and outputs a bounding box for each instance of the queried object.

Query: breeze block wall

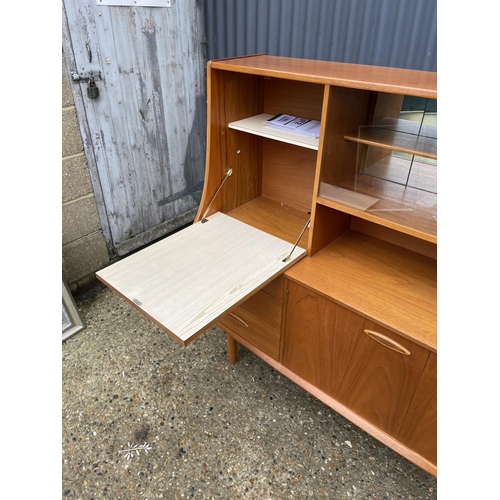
[62,51,109,292]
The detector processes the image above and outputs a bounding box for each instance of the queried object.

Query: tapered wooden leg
[227,333,237,365]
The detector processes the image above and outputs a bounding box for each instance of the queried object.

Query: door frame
[62,3,114,256]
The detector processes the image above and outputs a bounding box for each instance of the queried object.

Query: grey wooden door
[62,0,207,256]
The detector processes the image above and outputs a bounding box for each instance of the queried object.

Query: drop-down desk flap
[96,212,307,345]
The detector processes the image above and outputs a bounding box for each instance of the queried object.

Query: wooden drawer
[283,280,432,439]
[218,286,282,360]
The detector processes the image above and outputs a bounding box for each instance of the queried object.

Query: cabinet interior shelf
[227,196,310,249]
[228,113,319,150]
[318,181,437,243]
[344,117,437,159]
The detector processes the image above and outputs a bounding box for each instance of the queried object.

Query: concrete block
[62,231,109,283]
[63,196,102,245]
[62,107,84,157]
[62,55,75,108]
[63,154,93,203]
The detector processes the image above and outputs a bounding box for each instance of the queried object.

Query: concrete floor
[62,283,437,499]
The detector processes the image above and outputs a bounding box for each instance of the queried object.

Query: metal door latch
[71,70,102,82]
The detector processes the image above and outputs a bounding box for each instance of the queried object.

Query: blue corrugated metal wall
[204,0,436,71]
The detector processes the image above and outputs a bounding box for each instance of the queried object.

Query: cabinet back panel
[262,139,316,212]
[264,78,324,121]
[351,217,437,260]
[220,71,264,122]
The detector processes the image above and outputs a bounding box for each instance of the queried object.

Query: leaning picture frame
[62,281,85,341]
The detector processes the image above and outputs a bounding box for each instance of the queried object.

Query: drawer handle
[364,330,411,356]
[228,312,249,328]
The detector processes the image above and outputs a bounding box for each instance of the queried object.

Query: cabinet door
[283,280,431,437]
[397,352,437,465]
[282,281,337,389]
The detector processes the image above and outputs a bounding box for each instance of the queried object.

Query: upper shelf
[344,118,437,159]
[317,181,437,243]
[228,114,320,150]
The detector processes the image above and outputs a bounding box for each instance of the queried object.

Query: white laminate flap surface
[96,212,306,344]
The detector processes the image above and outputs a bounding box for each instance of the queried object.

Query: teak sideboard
[97,55,437,476]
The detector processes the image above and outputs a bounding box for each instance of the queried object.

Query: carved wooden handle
[364,330,411,355]
[228,312,249,328]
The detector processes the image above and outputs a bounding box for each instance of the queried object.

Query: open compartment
[198,67,325,249]
[315,89,437,244]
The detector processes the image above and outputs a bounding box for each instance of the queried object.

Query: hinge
[285,289,289,304]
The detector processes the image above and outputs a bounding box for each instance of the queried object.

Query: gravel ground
[62,283,438,499]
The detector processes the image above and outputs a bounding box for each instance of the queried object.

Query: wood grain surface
[210,55,437,98]
[285,229,437,351]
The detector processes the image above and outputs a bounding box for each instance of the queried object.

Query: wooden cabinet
[96,55,437,476]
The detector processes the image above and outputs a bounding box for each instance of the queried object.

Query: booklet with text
[265,113,321,138]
